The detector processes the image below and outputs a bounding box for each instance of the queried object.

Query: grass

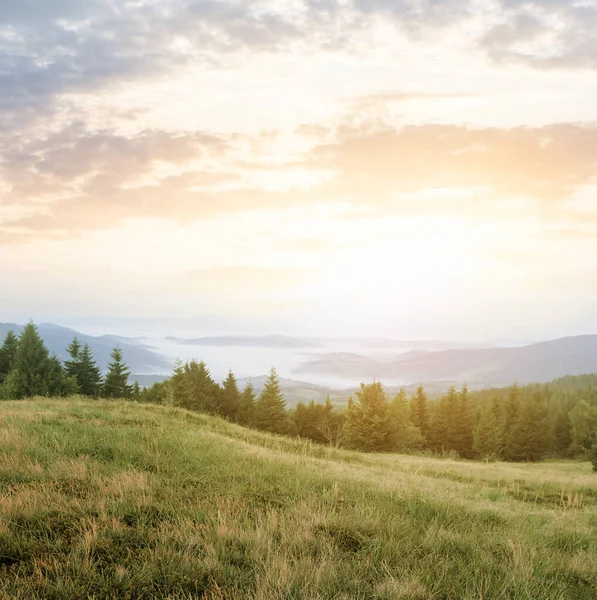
[0,398,596,599]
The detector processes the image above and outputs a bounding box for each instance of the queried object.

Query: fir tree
[410,384,430,443]
[455,384,474,458]
[505,391,551,461]
[102,347,132,398]
[473,404,502,461]
[502,383,520,446]
[552,409,572,457]
[237,381,256,426]
[170,360,193,407]
[64,337,82,385]
[388,389,423,451]
[429,386,460,454]
[568,400,597,455]
[131,381,141,401]
[0,330,18,384]
[220,370,241,420]
[78,344,103,397]
[315,396,344,447]
[47,355,78,397]
[3,323,53,399]
[254,368,293,434]
[183,361,219,413]
[341,382,396,452]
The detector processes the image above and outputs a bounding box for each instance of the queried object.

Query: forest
[2,322,597,469]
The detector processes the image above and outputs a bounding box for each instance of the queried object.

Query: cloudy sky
[1,0,597,341]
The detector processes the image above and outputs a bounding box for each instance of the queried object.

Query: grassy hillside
[1,399,596,599]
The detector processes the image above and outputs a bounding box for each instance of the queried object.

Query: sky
[1,0,597,342]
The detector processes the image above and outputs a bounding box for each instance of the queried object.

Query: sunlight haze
[1,0,597,341]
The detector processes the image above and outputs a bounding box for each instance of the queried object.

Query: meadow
[0,398,596,599]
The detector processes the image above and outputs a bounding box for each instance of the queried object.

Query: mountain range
[295,335,597,387]
[0,323,170,375]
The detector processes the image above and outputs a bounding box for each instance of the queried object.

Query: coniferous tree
[552,409,572,457]
[455,384,474,458]
[253,368,293,434]
[341,382,396,452]
[64,337,82,386]
[102,347,132,399]
[170,360,193,406]
[505,391,551,461]
[220,370,241,420]
[473,404,503,461]
[502,383,520,447]
[183,361,219,413]
[388,388,423,451]
[568,400,597,456]
[0,330,18,385]
[131,381,141,401]
[3,323,53,399]
[237,381,256,426]
[429,386,460,454]
[410,384,430,443]
[78,344,103,397]
[315,396,344,447]
[47,355,78,397]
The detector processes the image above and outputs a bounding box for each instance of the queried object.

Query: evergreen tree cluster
[142,360,296,435]
[0,323,133,400]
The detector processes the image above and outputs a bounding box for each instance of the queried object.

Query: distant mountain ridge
[0,323,171,374]
[167,335,494,350]
[295,335,597,386]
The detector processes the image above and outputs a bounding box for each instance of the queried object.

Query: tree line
[1,324,596,470]
[0,323,138,400]
[139,357,597,470]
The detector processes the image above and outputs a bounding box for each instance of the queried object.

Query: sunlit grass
[0,398,596,599]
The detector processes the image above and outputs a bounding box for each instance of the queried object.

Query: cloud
[480,0,597,70]
[306,122,597,206]
[2,119,597,243]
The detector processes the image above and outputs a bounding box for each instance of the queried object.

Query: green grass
[1,398,596,599]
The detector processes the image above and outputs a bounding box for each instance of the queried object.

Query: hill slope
[297,335,597,386]
[1,399,596,599]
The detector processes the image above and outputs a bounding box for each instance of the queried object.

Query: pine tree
[170,360,193,407]
[568,400,597,455]
[254,368,293,434]
[3,323,54,399]
[237,381,256,426]
[429,386,460,454]
[502,383,520,447]
[220,370,241,420]
[552,409,572,457]
[64,337,82,386]
[341,382,396,452]
[47,355,78,397]
[505,391,551,461]
[389,389,423,451]
[455,384,474,458]
[102,347,132,399]
[183,361,219,413]
[0,330,18,385]
[78,344,103,397]
[410,384,430,443]
[315,396,344,447]
[131,381,141,401]
[473,404,502,461]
